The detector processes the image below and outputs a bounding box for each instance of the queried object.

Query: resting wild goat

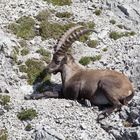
[27,25,134,118]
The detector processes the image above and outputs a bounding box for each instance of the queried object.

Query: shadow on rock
[24,68,62,100]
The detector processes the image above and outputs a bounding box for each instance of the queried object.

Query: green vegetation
[87,40,98,48]
[78,21,95,29]
[36,76,52,93]
[21,48,29,56]
[79,55,102,66]
[55,12,72,18]
[102,48,108,52]
[109,31,136,40]
[91,55,102,62]
[19,40,27,48]
[79,33,89,42]
[110,19,116,24]
[25,59,46,84]
[79,56,91,66]
[36,48,51,63]
[17,108,37,121]
[18,58,51,85]
[78,21,95,42]
[19,65,27,73]
[8,16,35,40]
[9,13,95,41]
[36,10,50,21]
[45,0,72,6]
[109,31,122,40]
[117,24,124,29]
[8,23,19,34]
[39,21,75,39]
[25,124,32,131]
[94,9,101,16]
[11,48,19,63]
[0,95,10,106]
[36,10,75,40]
[0,129,8,140]
[14,46,20,54]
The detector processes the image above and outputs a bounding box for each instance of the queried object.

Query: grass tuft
[0,129,8,140]
[36,48,51,63]
[110,19,116,24]
[0,95,10,106]
[25,124,32,131]
[79,56,91,66]
[55,12,72,18]
[109,31,136,40]
[39,21,75,39]
[21,48,29,56]
[36,10,50,21]
[87,40,98,48]
[8,16,35,40]
[78,21,95,42]
[45,0,72,6]
[17,108,37,121]
[102,48,108,52]
[94,9,101,16]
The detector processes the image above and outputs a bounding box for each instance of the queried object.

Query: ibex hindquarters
[63,69,134,117]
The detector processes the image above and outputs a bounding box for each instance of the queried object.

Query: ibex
[27,25,134,118]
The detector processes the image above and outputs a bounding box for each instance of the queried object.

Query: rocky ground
[0,0,140,140]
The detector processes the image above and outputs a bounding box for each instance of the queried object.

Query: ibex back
[29,25,134,118]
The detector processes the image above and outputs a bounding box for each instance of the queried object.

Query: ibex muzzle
[44,25,134,119]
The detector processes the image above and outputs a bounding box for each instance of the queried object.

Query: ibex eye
[55,60,60,65]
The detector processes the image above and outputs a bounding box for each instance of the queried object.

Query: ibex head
[47,25,96,74]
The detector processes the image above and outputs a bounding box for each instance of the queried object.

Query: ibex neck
[61,62,83,85]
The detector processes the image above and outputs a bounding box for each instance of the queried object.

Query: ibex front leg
[24,91,60,100]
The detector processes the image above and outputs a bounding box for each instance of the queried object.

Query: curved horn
[54,25,97,56]
[54,25,84,52]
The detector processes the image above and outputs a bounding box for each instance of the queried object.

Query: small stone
[80,123,87,130]
[65,103,72,108]
[0,109,4,116]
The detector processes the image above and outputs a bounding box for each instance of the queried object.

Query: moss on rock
[79,56,91,66]
[39,21,75,39]
[0,129,8,140]
[36,48,51,63]
[24,59,46,85]
[78,21,95,42]
[8,16,35,40]
[110,19,116,24]
[79,55,102,66]
[17,108,37,121]
[45,0,72,6]
[55,12,72,18]
[109,31,136,40]
[19,58,51,85]
[21,48,29,56]
[0,95,10,106]
[87,40,98,48]
[94,9,101,16]
[36,10,50,21]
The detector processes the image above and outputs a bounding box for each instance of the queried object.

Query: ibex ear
[64,53,69,63]
[64,53,74,63]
